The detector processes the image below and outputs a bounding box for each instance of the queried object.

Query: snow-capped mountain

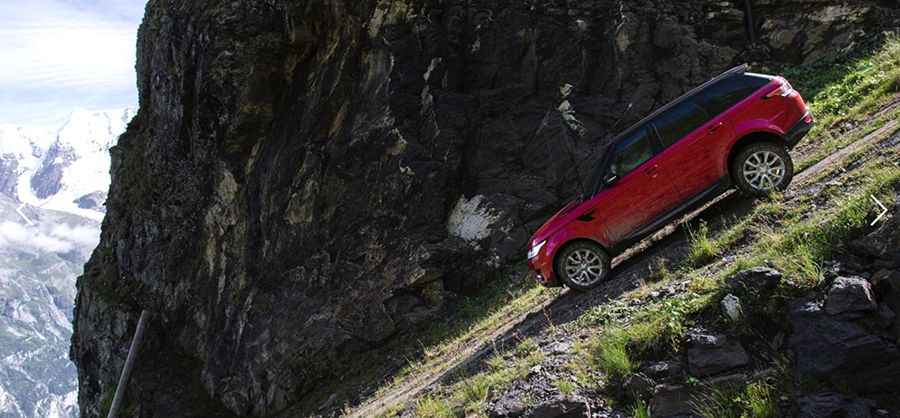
[0,108,133,418]
[2,108,134,221]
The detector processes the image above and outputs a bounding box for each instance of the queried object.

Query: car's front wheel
[732,142,794,196]
[555,241,611,291]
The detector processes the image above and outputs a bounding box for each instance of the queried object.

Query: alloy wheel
[564,248,605,287]
[742,150,786,191]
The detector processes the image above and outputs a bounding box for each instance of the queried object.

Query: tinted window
[652,100,710,147]
[696,74,769,116]
[610,127,656,177]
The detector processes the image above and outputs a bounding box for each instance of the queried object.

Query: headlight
[527,240,546,260]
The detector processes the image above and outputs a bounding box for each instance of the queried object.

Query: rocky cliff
[70,1,899,416]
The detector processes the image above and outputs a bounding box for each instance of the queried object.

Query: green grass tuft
[575,327,634,385]
[554,378,577,396]
[415,395,455,418]
[687,221,718,266]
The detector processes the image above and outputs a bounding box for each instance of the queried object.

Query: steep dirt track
[345,103,900,418]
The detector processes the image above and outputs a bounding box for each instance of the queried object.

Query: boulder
[824,276,877,318]
[848,198,900,266]
[871,269,900,299]
[796,392,875,418]
[641,361,683,380]
[726,267,783,294]
[686,331,749,377]
[489,395,527,418]
[649,384,695,418]
[875,305,896,330]
[872,269,900,337]
[720,293,744,322]
[623,373,655,399]
[789,300,900,393]
[525,397,587,418]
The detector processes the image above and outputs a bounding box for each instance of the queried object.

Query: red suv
[527,65,813,290]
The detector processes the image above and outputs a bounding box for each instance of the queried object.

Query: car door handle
[644,165,659,178]
[707,122,724,135]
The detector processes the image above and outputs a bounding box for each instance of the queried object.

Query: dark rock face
[789,299,900,395]
[70,0,899,416]
[796,392,875,418]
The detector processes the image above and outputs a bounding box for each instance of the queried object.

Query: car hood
[529,198,589,246]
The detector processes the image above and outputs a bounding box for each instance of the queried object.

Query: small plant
[458,376,492,412]
[649,258,673,283]
[554,378,577,396]
[632,398,651,418]
[740,381,778,418]
[514,337,539,358]
[486,354,507,371]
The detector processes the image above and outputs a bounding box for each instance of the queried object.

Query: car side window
[610,127,656,177]
[652,100,710,148]
[697,74,769,116]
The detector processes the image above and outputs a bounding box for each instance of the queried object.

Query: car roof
[609,64,751,145]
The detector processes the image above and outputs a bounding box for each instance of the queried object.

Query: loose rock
[686,331,749,377]
[825,276,877,317]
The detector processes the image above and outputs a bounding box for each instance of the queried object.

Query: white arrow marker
[871,195,888,226]
[15,203,34,226]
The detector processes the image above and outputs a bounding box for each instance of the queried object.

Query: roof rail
[610,64,750,143]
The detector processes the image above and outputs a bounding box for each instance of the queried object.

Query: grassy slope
[372,36,900,418]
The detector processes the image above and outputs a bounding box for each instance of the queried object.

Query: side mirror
[604,173,619,185]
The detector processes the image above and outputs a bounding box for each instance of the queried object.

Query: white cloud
[0,0,146,127]
[51,224,101,248]
[0,221,100,254]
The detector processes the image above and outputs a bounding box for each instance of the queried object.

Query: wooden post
[107,310,150,418]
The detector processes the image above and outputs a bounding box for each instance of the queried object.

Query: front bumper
[528,256,562,287]
[785,111,814,149]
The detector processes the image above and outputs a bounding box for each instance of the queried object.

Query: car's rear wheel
[555,241,610,291]
[732,142,794,196]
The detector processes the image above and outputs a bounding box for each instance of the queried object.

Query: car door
[651,98,727,201]
[588,126,680,245]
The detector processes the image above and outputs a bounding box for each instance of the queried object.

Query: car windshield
[584,144,613,197]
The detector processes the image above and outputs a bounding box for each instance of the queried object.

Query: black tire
[732,142,794,196]
[555,241,611,291]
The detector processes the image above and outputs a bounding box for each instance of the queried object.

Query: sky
[0,0,147,127]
